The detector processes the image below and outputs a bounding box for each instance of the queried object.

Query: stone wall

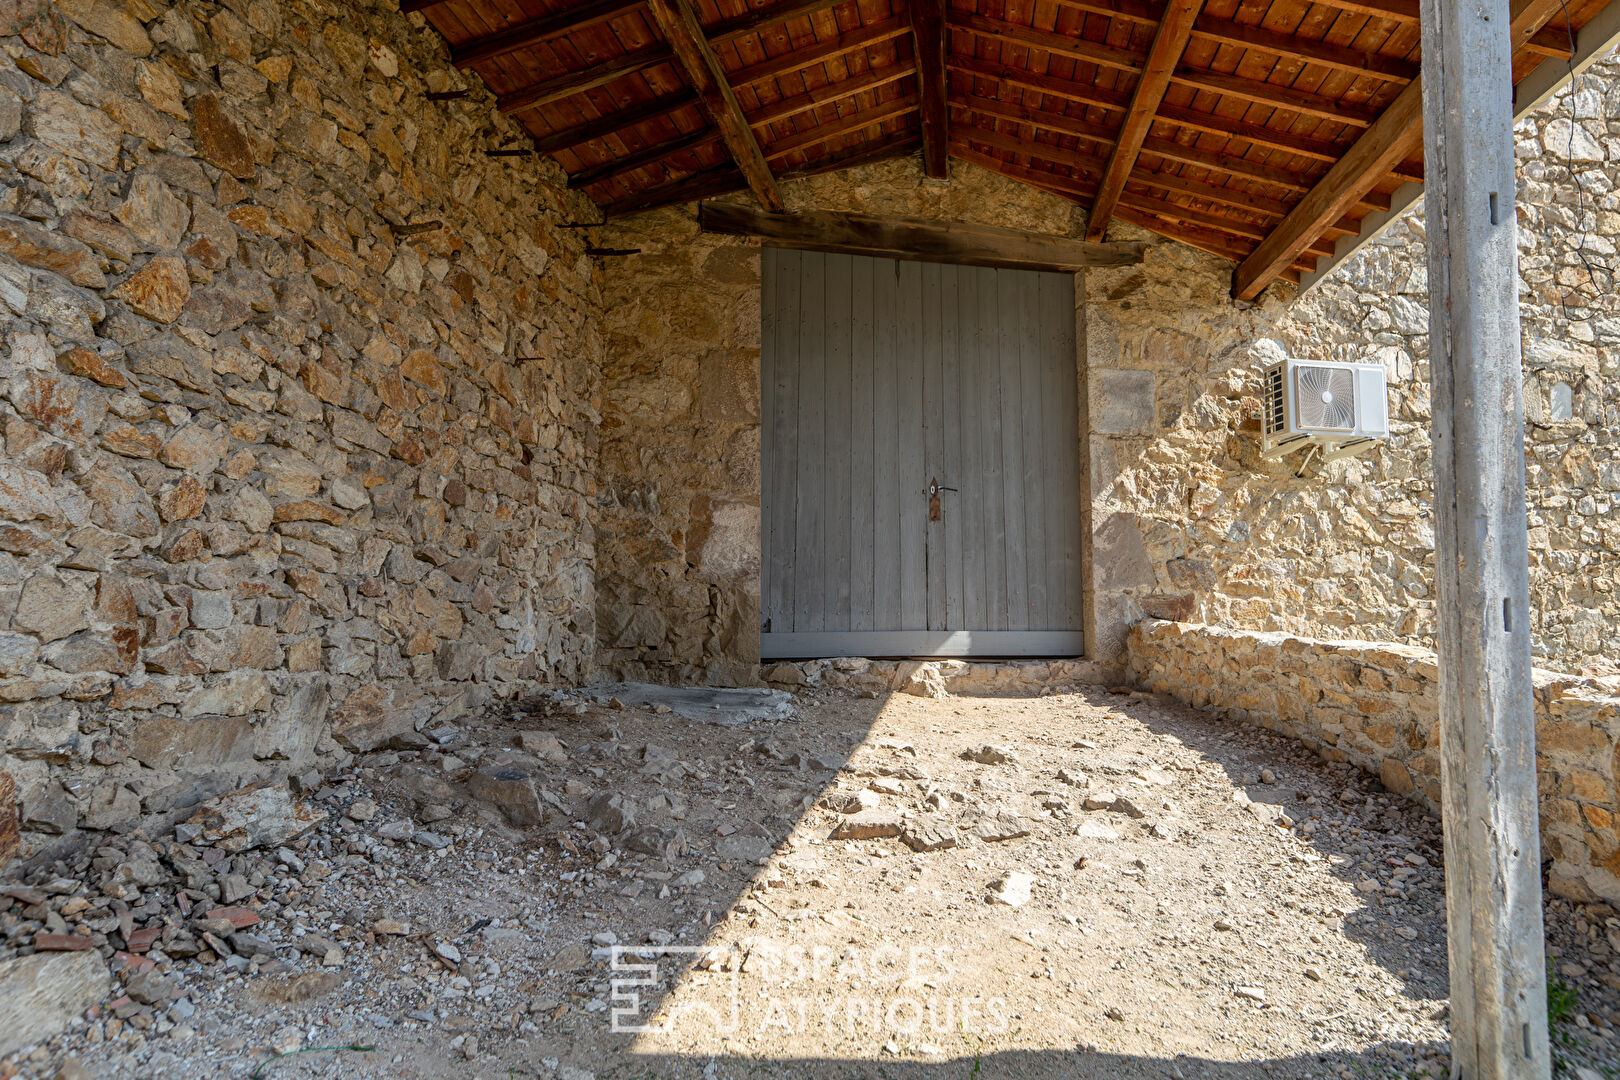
[593,158,1084,685]
[1086,55,1620,675]
[1126,619,1620,904]
[0,0,604,866]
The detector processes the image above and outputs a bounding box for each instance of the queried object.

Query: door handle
[928,478,957,521]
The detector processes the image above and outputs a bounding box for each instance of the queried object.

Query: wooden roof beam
[949,92,1117,147]
[1189,15,1419,82]
[1086,0,1203,240]
[1169,66,1383,126]
[646,0,782,210]
[568,127,718,189]
[763,98,920,161]
[1231,79,1421,299]
[498,44,670,114]
[531,92,700,157]
[750,62,917,129]
[698,203,1145,270]
[905,0,949,177]
[726,19,909,87]
[450,0,644,68]
[947,11,1146,74]
[1230,0,1568,298]
[948,55,1132,112]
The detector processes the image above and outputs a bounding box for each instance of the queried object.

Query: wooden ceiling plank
[498,43,672,114]
[1086,0,1203,240]
[763,97,920,159]
[1228,0,1565,298]
[698,203,1146,269]
[1138,132,1315,192]
[1154,100,1341,160]
[951,123,1109,175]
[530,90,700,155]
[646,0,783,209]
[708,0,849,45]
[947,55,1133,111]
[1189,14,1419,81]
[749,63,915,127]
[1169,65,1382,125]
[1048,0,1162,27]
[602,164,747,216]
[1230,76,1420,298]
[949,91,1117,146]
[569,126,719,188]
[727,19,908,87]
[948,11,1148,74]
[1301,0,1418,25]
[451,0,645,68]
[905,0,949,177]
[1115,206,1308,277]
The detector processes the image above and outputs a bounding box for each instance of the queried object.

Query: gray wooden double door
[760,247,1085,659]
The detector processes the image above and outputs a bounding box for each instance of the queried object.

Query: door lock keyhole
[927,478,957,521]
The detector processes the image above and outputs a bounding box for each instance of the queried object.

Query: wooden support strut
[905,0,949,178]
[1086,0,1204,241]
[1420,0,1550,1073]
[645,0,783,211]
[698,203,1145,270]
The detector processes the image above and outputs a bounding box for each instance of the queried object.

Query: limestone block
[1089,368,1157,434]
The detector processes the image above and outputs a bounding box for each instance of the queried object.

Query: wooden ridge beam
[726,19,909,87]
[1170,66,1383,126]
[1086,0,1203,240]
[1189,15,1419,82]
[763,97,919,160]
[451,0,643,68]
[947,11,1147,74]
[906,0,949,177]
[568,127,718,189]
[646,0,782,210]
[698,202,1146,270]
[530,92,700,156]
[1231,78,1421,298]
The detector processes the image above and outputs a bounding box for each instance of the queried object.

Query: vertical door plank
[793,250,826,632]
[1044,272,1082,630]
[940,263,965,631]
[963,265,993,632]
[824,253,853,631]
[764,249,801,635]
[999,269,1030,631]
[760,248,777,633]
[848,256,877,632]
[1016,268,1048,629]
[897,259,928,632]
[981,267,1009,630]
[921,260,947,632]
[871,256,901,629]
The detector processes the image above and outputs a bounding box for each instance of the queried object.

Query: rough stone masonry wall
[0,0,605,868]
[1127,620,1620,904]
[593,158,1082,686]
[1088,54,1620,675]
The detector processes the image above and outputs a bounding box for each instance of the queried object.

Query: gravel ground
[2,684,1617,1080]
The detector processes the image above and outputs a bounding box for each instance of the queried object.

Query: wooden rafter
[764,97,920,161]
[569,127,717,189]
[1169,66,1383,126]
[751,63,916,129]
[1231,0,1568,299]
[906,0,949,177]
[498,44,672,114]
[1086,0,1203,241]
[532,93,700,157]
[950,93,1116,148]
[645,0,782,210]
[948,55,1132,112]
[948,11,1146,74]
[451,0,643,68]
[727,19,909,87]
[1189,15,1419,82]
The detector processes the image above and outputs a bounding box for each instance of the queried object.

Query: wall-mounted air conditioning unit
[1261,357,1389,462]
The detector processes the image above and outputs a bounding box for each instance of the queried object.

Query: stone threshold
[760,656,1122,697]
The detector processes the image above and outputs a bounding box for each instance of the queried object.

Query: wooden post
[1418,0,1550,1076]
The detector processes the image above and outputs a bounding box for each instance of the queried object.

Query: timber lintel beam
[646,0,783,211]
[905,0,949,178]
[1085,0,1204,241]
[699,202,1145,270]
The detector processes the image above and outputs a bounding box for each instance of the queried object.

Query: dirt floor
[4,684,1619,1080]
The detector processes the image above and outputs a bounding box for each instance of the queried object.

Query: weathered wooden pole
[1418,0,1550,1075]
